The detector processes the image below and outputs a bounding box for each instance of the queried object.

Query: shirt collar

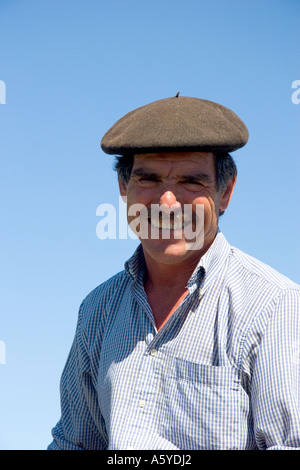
[124,244,147,282]
[195,229,231,294]
[124,230,231,293]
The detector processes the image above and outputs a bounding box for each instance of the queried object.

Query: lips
[147,206,192,231]
[128,202,205,248]
[149,218,184,230]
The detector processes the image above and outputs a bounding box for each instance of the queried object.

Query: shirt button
[150,348,157,357]
[139,399,146,408]
[146,333,153,345]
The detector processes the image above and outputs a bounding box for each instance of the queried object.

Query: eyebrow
[131,169,160,179]
[131,169,213,184]
[179,173,213,184]
[132,168,213,184]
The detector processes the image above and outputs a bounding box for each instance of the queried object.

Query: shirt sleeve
[251,288,300,450]
[48,302,107,450]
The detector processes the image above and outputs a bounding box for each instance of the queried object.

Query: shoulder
[83,269,130,305]
[228,245,299,292]
[223,244,300,364]
[78,269,131,332]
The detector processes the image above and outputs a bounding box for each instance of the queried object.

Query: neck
[143,250,201,293]
[142,251,202,331]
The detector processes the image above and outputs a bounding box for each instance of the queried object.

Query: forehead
[132,152,215,173]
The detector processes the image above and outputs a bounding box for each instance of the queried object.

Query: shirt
[48,231,300,450]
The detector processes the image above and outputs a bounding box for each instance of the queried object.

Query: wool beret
[101,95,249,155]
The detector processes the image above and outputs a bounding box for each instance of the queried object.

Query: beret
[101,95,249,155]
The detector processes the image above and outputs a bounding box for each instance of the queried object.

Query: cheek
[126,188,153,225]
[128,187,160,209]
[193,196,219,225]
[193,195,216,211]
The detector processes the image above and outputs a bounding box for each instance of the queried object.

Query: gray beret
[101,95,249,155]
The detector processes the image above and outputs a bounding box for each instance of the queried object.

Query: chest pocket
[156,356,242,450]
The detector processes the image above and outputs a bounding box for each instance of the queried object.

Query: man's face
[119,152,235,267]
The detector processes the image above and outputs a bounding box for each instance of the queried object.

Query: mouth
[147,211,192,231]
[128,203,205,248]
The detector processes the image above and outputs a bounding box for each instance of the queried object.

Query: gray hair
[114,153,237,216]
[214,153,237,216]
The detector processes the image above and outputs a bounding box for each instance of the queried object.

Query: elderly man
[48,96,300,450]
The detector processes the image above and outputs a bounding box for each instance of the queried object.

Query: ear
[118,176,128,202]
[219,176,237,212]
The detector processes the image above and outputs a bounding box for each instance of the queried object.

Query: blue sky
[0,0,299,450]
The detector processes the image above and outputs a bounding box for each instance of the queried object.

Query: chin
[142,238,201,265]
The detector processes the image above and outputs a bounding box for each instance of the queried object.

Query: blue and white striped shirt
[49,231,300,450]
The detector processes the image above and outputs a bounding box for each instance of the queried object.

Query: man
[48,96,300,450]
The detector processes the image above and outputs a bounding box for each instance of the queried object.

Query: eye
[138,176,159,188]
[182,181,204,191]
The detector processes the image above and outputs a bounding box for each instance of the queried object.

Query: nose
[159,190,181,209]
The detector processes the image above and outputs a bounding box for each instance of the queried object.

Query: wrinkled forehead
[132,151,216,174]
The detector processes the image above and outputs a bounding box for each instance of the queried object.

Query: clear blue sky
[0,0,299,450]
